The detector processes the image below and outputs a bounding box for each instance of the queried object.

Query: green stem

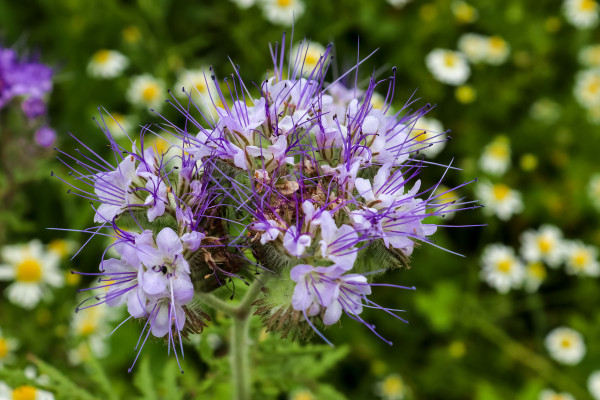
[198,277,267,400]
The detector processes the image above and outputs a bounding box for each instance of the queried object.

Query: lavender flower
[57,34,477,368]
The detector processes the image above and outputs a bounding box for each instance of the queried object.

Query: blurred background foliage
[1,0,600,399]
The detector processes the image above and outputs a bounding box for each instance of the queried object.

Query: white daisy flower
[260,0,305,26]
[0,328,18,367]
[479,136,511,176]
[524,261,547,292]
[127,74,166,111]
[292,41,327,76]
[0,382,54,400]
[476,181,523,221]
[451,1,479,23]
[0,240,64,309]
[539,389,575,400]
[480,244,525,293]
[588,370,600,400]
[579,44,600,67]
[520,225,565,268]
[87,49,129,79]
[230,0,256,8]
[387,0,412,8]
[545,326,586,365]
[563,241,600,277]
[457,33,488,64]
[564,0,599,29]
[425,49,471,86]
[374,373,406,400]
[409,117,446,158]
[574,69,600,108]
[484,36,510,65]
[588,173,600,211]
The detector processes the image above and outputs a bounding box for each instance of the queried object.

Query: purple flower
[21,97,46,119]
[137,227,193,302]
[92,156,140,223]
[34,126,56,148]
[318,211,358,269]
[283,226,312,257]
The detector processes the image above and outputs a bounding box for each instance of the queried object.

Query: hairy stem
[199,277,268,400]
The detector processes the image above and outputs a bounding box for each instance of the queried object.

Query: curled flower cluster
[58,36,475,365]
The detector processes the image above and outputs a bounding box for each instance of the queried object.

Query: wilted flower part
[0,240,64,309]
[479,136,511,176]
[563,0,599,29]
[539,389,575,400]
[260,0,305,26]
[374,373,406,400]
[563,241,600,277]
[127,74,166,111]
[544,326,586,365]
[476,181,523,220]
[87,49,129,79]
[520,225,565,268]
[588,370,600,400]
[425,49,470,86]
[480,244,525,293]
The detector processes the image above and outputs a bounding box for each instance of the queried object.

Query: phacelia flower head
[57,33,478,368]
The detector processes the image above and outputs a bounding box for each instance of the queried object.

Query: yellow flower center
[382,376,404,395]
[142,84,159,102]
[527,262,546,279]
[497,259,512,273]
[16,259,42,283]
[12,386,37,400]
[488,36,506,52]
[292,391,314,400]
[580,0,597,12]
[0,337,8,358]
[560,338,572,348]
[538,237,552,254]
[573,250,589,268]
[444,53,458,67]
[304,52,319,68]
[93,50,110,64]
[489,142,509,159]
[412,130,428,142]
[193,80,207,93]
[492,184,510,201]
[277,0,292,6]
[79,320,98,336]
[586,78,600,95]
[48,239,68,258]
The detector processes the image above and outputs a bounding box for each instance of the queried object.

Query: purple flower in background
[34,126,56,147]
[21,97,46,119]
[0,46,53,109]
